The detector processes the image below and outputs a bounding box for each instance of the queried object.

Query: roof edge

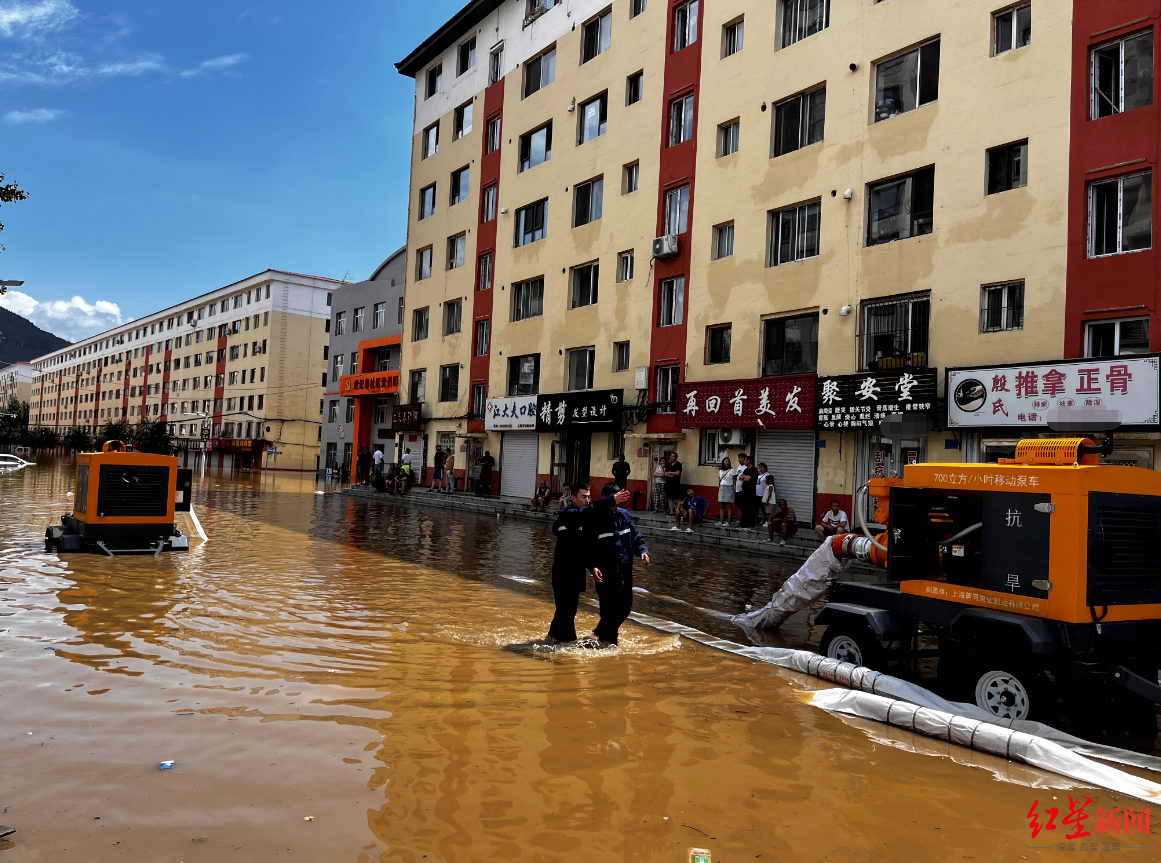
[396,0,504,78]
[369,245,407,281]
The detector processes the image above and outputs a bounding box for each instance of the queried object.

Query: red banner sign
[676,375,816,429]
[340,370,400,395]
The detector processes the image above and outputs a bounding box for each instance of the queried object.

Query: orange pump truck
[45,441,192,556]
[816,436,1161,728]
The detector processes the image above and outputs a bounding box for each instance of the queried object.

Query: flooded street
[0,458,1151,861]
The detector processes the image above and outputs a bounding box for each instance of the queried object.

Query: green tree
[63,425,94,452]
[134,417,174,455]
[0,173,28,234]
[0,396,29,443]
[96,419,133,449]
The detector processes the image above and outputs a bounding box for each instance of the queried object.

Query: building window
[425,63,442,99]
[626,71,644,105]
[1086,317,1151,357]
[631,0,647,17]
[574,177,604,226]
[458,37,476,75]
[353,306,365,333]
[571,262,599,308]
[422,123,439,159]
[482,185,497,221]
[518,122,552,172]
[474,319,490,356]
[454,101,473,139]
[439,365,459,402]
[623,161,639,193]
[875,39,940,122]
[345,398,356,424]
[655,364,680,413]
[412,308,430,341]
[618,250,635,281]
[508,354,540,395]
[327,400,339,423]
[567,347,596,390]
[332,354,344,381]
[1093,31,1155,119]
[980,281,1025,333]
[713,222,734,259]
[769,200,820,265]
[582,10,612,63]
[763,313,819,376]
[450,166,470,205]
[486,115,502,153]
[579,92,608,143]
[477,252,493,291]
[986,140,1028,195]
[373,302,385,329]
[398,297,405,325]
[1090,171,1152,257]
[706,324,732,364]
[417,246,433,280]
[471,383,487,418]
[773,86,825,156]
[723,18,744,57]
[614,341,631,372]
[373,396,390,424]
[994,4,1031,55]
[515,198,548,246]
[375,348,392,371]
[447,233,467,269]
[858,292,930,371]
[419,184,436,219]
[780,0,828,48]
[665,185,690,234]
[489,44,504,85]
[444,300,463,336]
[673,1,699,52]
[668,93,695,146]
[659,276,685,327]
[867,167,935,246]
[334,311,346,336]
[409,369,426,403]
[512,278,545,321]
[524,46,556,97]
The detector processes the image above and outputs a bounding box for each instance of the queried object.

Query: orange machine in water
[45,441,192,555]
[815,437,1161,726]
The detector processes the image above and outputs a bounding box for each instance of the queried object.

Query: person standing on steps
[663,452,684,516]
[443,452,456,493]
[431,445,445,492]
[590,482,650,646]
[715,456,736,526]
[545,482,630,644]
[611,453,631,497]
[476,450,495,496]
[738,454,759,529]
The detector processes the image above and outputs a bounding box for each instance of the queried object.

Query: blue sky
[0,0,461,342]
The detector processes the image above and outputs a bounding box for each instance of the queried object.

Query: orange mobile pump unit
[45,441,193,556]
[816,437,1161,726]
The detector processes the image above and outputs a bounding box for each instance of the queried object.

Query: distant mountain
[0,306,71,366]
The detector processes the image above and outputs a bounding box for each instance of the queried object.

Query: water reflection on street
[0,458,1133,861]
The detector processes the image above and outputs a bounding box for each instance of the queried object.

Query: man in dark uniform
[590,482,650,646]
[546,482,631,643]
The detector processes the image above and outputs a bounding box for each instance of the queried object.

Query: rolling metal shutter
[501,431,539,498]
[755,429,817,524]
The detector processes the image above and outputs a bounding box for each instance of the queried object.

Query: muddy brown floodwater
[0,458,1152,861]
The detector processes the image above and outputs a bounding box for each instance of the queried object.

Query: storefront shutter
[501,431,539,498]
[755,429,817,524]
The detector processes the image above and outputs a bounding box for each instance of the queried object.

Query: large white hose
[730,541,850,629]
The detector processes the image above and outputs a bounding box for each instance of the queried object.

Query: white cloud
[0,288,122,341]
[0,0,77,38]
[178,53,249,78]
[3,106,65,123]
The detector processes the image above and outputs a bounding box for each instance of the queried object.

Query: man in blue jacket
[546,482,631,643]
[589,482,650,646]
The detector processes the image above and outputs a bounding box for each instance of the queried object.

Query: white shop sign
[947,356,1160,428]
[485,395,538,431]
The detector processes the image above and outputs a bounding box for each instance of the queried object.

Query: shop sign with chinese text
[947,356,1160,428]
[392,403,422,431]
[485,395,537,431]
[815,368,937,430]
[536,389,623,431]
[675,375,815,429]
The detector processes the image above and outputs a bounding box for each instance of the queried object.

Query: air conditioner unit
[717,427,746,446]
[653,234,679,258]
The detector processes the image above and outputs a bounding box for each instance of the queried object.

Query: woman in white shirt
[653,456,668,512]
[716,456,737,526]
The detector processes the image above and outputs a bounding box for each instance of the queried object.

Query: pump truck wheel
[819,620,882,669]
[941,650,1059,723]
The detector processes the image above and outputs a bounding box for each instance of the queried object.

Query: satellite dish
[1046,406,1122,433]
[879,412,932,438]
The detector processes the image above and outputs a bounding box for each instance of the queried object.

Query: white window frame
[659,276,685,327]
[673,0,699,52]
[1085,317,1151,357]
[1088,171,1153,258]
[618,250,635,282]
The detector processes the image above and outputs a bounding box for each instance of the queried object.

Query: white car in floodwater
[0,454,34,471]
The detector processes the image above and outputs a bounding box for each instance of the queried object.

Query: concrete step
[341,484,837,563]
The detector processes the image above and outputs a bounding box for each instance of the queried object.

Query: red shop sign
[676,375,816,429]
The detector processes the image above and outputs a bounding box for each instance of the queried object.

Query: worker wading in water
[589,482,650,646]
[546,482,631,644]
